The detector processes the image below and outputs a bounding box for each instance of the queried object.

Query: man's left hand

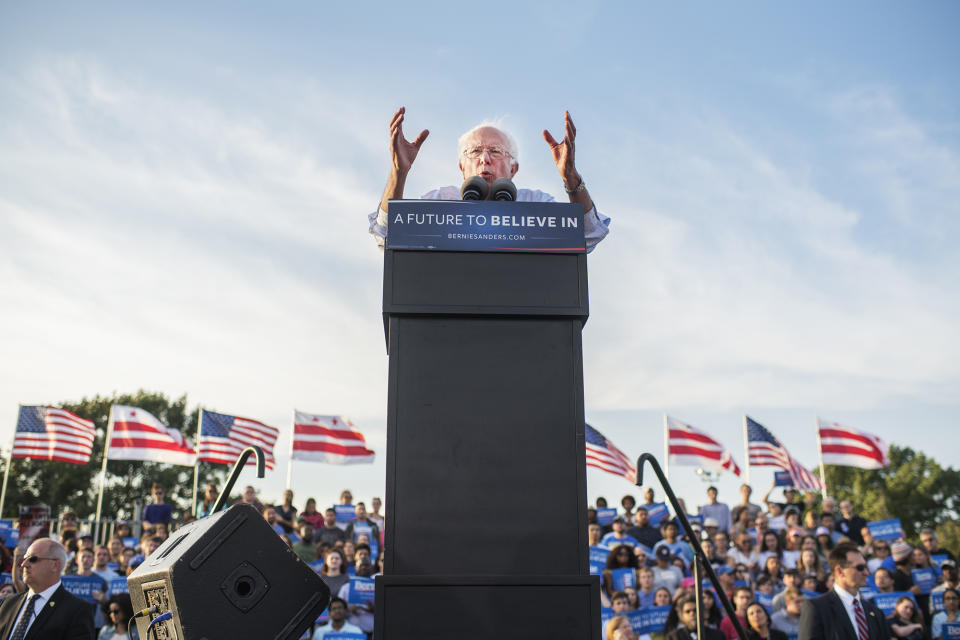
[542,110,581,188]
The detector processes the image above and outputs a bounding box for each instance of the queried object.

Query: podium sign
[386,200,585,252]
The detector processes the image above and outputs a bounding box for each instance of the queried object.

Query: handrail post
[636,453,749,640]
[211,446,266,514]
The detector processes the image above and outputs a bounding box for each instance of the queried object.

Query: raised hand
[542,110,580,188]
[389,106,429,175]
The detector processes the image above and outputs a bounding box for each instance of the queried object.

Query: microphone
[491,178,517,202]
[460,176,489,201]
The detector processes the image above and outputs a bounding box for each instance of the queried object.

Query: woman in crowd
[603,544,640,598]
[931,587,959,640]
[654,587,673,607]
[868,539,892,573]
[606,615,637,640]
[760,555,784,592]
[701,589,723,628]
[745,602,787,640]
[664,594,724,640]
[624,586,641,610]
[98,593,139,640]
[319,549,350,596]
[887,595,926,640]
[195,483,219,518]
[300,498,324,529]
[796,548,828,589]
[734,563,753,588]
[757,531,783,567]
[815,526,835,555]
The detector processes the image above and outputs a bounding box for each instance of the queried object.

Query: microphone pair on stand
[461,176,517,201]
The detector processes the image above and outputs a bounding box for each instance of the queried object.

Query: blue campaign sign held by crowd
[912,568,937,594]
[610,568,636,591]
[774,471,794,486]
[334,505,356,524]
[346,577,375,605]
[943,622,960,640]
[590,546,608,575]
[596,508,617,526]
[108,578,129,595]
[867,519,904,541]
[0,573,10,585]
[860,587,878,601]
[646,503,669,527]
[309,559,325,574]
[756,591,774,612]
[873,592,916,616]
[630,606,670,634]
[61,575,104,603]
[932,591,945,613]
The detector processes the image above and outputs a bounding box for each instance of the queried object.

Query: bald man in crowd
[369,107,611,252]
[0,538,94,639]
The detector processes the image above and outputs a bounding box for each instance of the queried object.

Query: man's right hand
[389,106,429,175]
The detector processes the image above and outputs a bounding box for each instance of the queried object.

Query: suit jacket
[798,590,890,640]
[0,585,95,640]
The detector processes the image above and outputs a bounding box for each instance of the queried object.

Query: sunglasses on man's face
[23,555,56,564]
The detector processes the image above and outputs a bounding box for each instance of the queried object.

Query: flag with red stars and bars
[746,415,822,490]
[585,423,636,483]
[198,409,279,470]
[107,405,196,466]
[291,411,375,464]
[13,406,96,464]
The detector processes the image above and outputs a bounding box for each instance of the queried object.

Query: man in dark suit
[0,538,94,639]
[799,542,890,640]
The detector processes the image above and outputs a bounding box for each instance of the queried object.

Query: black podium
[375,200,601,639]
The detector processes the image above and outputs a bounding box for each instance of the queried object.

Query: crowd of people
[592,484,958,640]
[1,479,956,640]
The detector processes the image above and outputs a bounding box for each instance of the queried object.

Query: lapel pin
[49,601,56,607]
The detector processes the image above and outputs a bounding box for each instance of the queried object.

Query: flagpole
[285,410,295,491]
[0,406,21,519]
[662,413,670,481]
[742,414,751,485]
[94,406,115,543]
[815,415,828,501]
[192,409,203,517]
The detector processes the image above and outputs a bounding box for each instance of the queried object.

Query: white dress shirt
[833,583,864,638]
[8,580,61,640]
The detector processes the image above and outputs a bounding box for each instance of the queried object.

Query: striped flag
[108,405,196,466]
[291,411,374,464]
[198,410,279,470]
[13,406,96,464]
[817,418,889,470]
[666,415,741,476]
[585,424,636,482]
[746,416,822,490]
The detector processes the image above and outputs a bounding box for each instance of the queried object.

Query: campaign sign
[630,606,670,634]
[17,505,50,551]
[334,505,356,524]
[944,623,960,640]
[646,503,669,527]
[0,520,11,529]
[913,568,937,594]
[802,589,820,599]
[1,530,15,547]
[932,591,945,613]
[774,471,794,487]
[596,508,617,526]
[589,562,602,576]
[309,559,325,574]
[0,573,10,585]
[346,577,376,605]
[123,537,138,548]
[109,578,129,595]
[324,634,366,640]
[873,591,916,616]
[314,607,329,624]
[61,575,104,603]
[600,607,615,635]
[756,591,774,612]
[590,546,610,565]
[610,568,636,591]
[386,200,586,253]
[860,587,878,601]
[867,519,904,541]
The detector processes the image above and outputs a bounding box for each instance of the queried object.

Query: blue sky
[1,2,957,516]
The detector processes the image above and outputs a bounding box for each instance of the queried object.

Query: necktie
[11,594,41,640]
[853,597,869,640]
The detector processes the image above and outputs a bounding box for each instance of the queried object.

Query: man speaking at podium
[368,107,611,252]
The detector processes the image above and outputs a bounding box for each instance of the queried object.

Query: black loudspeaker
[128,503,329,640]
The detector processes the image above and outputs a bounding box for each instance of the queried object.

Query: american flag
[746,416,822,490]
[666,415,741,476]
[13,406,96,464]
[585,424,636,482]
[817,418,889,470]
[291,411,374,464]
[108,405,196,467]
[198,410,279,470]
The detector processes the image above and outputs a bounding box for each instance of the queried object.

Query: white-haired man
[0,538,95,639]
[369,107,611,251]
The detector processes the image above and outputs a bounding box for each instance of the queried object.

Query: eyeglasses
[849,564,868,572]
[23,555,57,564]
[463,146,512,160]
[108,608,123,615]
